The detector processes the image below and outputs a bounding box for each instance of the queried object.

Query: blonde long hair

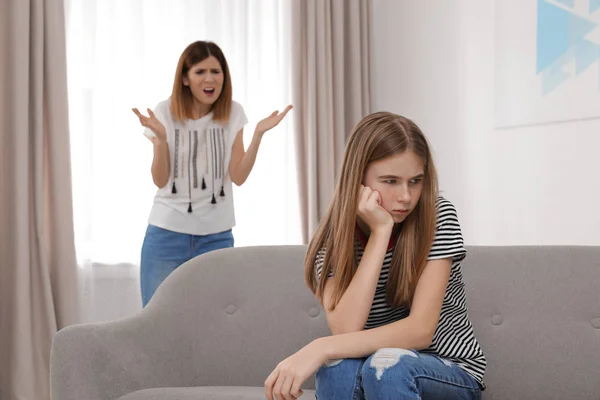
[305,112,439,309]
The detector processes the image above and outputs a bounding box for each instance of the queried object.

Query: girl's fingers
[367,190,383,209]
[280,375,295,400]
[368,190,381,205]
[290,380,303,399]
[272,375,288,400]
[360,186,372,204]
[264,368,279,400]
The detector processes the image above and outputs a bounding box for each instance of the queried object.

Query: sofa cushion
[117,386,316,400]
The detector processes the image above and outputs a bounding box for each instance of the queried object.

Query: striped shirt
[315,196,486,387]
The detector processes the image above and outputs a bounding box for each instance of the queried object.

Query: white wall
[371,0,600,245]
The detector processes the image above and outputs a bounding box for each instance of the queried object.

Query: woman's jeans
[316,349,482,400]
[140,225,234,307]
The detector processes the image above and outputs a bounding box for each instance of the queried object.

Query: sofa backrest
[462,246,600,400]
[148,245,600,399]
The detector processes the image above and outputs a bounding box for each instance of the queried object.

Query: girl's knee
[317,357,364,377]
[360,349,422,398]
[362,348,419,382]
[316,358,364,395]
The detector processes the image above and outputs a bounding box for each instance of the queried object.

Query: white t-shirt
[143,98,248,235]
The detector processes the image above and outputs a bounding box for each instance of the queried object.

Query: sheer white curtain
[65,0,300,321]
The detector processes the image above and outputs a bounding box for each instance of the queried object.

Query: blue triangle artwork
[537,0,600,95]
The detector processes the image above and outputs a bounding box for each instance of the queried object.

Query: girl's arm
[322,226,392,335]
[322,185,395,335]
[321,257,451,357]
[228,105,293,186]
[264,257,451,400]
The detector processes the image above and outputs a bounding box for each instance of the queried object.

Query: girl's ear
[182,76,189,86]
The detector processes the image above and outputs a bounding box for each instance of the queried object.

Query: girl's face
[363,151,425,224]
[183,56,224,107]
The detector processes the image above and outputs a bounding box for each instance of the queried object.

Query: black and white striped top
[315,196,486,387]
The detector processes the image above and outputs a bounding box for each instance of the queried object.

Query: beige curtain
[291,0,371,243]
[0,0,79,399]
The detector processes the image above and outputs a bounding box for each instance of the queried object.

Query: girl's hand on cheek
[357,185,393,234]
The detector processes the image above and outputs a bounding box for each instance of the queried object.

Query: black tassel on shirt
[211,129,218,203]
[172,129,180,194]
[218,128,225,197]
[192,130,199,189]
[202,130,208,190]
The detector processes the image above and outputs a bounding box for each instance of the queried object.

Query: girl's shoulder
[314,247,330,280]
[430,195,466,261]
[315,246,327,262]
[435,195,455,211]
[435,196,460,225]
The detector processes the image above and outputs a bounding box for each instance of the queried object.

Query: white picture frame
[495,0,600,128]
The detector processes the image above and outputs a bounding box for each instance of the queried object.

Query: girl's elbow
[418,333,433,349]
[403,316,435,349]
[415,326,436,349]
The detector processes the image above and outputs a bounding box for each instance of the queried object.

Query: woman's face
[183,56,224,106]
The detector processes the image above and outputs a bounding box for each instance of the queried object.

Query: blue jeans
[140,225,234,307]
[316,349,481,400]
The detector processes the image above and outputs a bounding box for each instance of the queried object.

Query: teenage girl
[265,112,485,400]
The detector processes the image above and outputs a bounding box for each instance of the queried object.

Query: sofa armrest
[50,315,196,400]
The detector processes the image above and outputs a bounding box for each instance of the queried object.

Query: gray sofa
[51,245,600,400]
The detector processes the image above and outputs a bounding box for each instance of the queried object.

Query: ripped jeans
[315,349,481,400]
